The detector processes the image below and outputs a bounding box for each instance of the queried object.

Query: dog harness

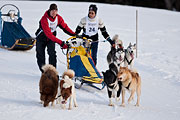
[125,49,134,65]
[122,79,132,90]
[125,82,131,90]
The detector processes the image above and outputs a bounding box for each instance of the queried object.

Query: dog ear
[60,80,65,89]
[129,42,132,46]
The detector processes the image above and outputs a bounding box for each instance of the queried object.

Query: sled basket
[0,4,36,50]
[66,36,105,90]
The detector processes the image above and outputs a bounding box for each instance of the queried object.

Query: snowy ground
[0,1,180,120]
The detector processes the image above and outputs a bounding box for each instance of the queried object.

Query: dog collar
[125,50,134,65]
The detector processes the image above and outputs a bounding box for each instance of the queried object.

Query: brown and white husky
[117,67,141,107]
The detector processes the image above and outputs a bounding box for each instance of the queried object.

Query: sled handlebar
[1,13,18,17]
[0,4,20,12]
[0,4,20,18]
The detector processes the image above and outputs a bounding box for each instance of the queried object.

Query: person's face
[88,10,96,19]
[50,9,58,18]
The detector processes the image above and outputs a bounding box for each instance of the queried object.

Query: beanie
[89,4,98,14]
[49,3,58,11]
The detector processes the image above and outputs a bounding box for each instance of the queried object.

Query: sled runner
[0,4,36,50]
[66,36,105,90]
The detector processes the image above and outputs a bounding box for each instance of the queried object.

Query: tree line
[72,0,180,11]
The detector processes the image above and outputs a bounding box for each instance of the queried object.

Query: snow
[0,1,180,120]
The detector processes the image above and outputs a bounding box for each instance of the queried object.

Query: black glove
[107,37,115,46]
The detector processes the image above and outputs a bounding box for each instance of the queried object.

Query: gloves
[60,41,68,49]
[107,37,115,46]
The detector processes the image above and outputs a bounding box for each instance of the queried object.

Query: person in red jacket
[35,3,76,73]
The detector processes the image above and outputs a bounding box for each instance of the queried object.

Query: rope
[91,40,107,43]
[55,95,61,100]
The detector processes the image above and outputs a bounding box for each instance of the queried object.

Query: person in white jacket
[75,4,114,65]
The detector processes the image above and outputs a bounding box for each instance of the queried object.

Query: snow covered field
[0,1,180,120]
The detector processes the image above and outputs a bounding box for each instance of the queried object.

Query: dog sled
[66,36,105,90]
[0,4,36,50]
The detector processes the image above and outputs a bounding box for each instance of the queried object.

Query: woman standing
[75,4,114,65]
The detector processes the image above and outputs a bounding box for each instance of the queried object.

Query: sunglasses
[89,11,95,15]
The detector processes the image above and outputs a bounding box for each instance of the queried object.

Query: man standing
[35,3,76,72]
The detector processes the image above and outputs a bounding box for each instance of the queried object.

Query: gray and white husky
[124,43,136,70]
[107,47,125,68]
[107,35,136,70]
[107,35,125,69]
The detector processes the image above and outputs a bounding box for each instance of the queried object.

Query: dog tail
[62,69,75,79]
[42,64,58,76]
[130,68,138,73]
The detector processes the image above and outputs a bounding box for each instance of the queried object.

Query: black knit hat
[89,4,98,14]
[49,3,58,11]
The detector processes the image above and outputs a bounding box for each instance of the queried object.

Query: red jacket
[40,10,75,45]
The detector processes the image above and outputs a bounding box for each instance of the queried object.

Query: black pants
[36,37,57,73]
[82,33,99,65]
[91,42,98,65]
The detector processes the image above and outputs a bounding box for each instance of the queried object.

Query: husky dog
[124,43,136,70]
[107,35,125,68]
[39,64,59,107]
[102,63,122,106]
[117,67,141,107]
[58,69,78,110]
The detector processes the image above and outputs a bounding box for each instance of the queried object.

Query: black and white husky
[102,63,122,106]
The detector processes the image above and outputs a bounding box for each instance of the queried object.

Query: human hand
[60,41,68,49]
[107,37,115,47]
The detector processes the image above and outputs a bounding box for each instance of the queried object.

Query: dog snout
[62,100,67,104]
[117,77,122,81]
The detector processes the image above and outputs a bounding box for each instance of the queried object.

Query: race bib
[47,17,58,32]
[85,16,98,36]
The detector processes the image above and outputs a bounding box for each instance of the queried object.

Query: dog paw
[108,103,114,106]
[74,104,78,107]
[68,107,72,110]
[116,97,120,101]
[135,104,139,107]
[51,102,55,106]
[120,104,125,107]
[40,101,44,104]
